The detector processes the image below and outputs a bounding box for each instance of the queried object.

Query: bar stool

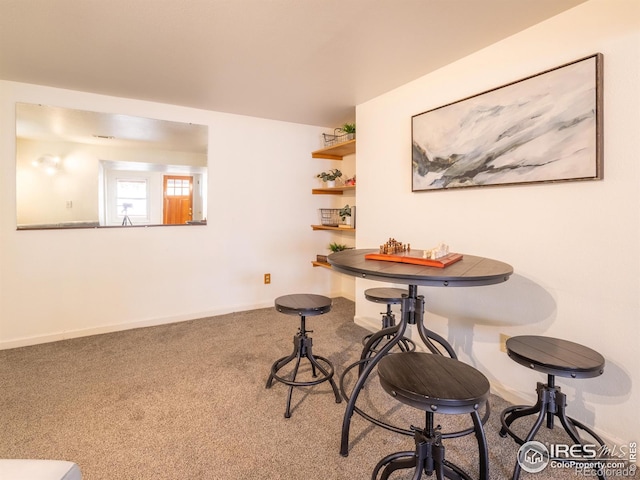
[362,287,416,356]
[499,335,606,480]
[265,294,342,418]
[372,352,490,480]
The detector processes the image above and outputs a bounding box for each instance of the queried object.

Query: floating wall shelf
[311,139,356,160]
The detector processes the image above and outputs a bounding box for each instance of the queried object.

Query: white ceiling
[1,0,587,128]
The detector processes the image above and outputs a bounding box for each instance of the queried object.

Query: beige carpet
[0,298,626,479]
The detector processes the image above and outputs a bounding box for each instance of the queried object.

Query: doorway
[163,175,193,224]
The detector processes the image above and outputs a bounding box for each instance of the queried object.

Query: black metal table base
[266,317,341,418]
[340,285,458,456]
[362,303,416,356]
[499,376,607,480]
[372,410,487,480]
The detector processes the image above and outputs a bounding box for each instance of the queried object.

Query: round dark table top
[328,248,513,287]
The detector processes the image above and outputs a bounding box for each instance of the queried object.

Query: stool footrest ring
[499,404,606,447]
[362,333,417,354]
[373,452,475,480]
[269,354,335,387]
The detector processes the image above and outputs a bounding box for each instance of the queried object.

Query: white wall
[17,139,100,225]
[354,0,639,445]
[0,81,346,348]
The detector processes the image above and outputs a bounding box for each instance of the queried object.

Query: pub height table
[328,248,514,456]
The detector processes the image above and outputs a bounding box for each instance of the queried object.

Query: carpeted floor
[0,298,631,479]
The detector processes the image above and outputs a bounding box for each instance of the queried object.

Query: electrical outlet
[499,333,510,353]
[264,273,271,284]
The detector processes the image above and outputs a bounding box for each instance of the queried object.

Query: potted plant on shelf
[338,204,352,228]
[329,242,348,253]
[316,168,342,188]
[317,242,348,264]
[341,123,356,140]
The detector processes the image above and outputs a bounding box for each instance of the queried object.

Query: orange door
[163,175,193,224]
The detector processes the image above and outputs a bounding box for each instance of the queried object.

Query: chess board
[364,251,463,268]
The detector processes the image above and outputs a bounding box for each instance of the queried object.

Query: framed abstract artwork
[412,53,603,191]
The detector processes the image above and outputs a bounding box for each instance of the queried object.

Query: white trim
[354,314,378,334]
[0,302,274,350]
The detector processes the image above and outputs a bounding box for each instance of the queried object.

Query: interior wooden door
[163,175,193,224]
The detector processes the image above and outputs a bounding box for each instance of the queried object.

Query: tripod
[121,204,133,226]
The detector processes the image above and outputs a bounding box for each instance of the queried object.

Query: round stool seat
[373,352,490,480]
[378,352,490,415]
[364,287,408,304]
[275,294,332,316]
[506,335,605,379]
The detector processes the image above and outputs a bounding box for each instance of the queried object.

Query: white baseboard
[354,315,378,333]
[0,302,274,350]
[1,294,354,350]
